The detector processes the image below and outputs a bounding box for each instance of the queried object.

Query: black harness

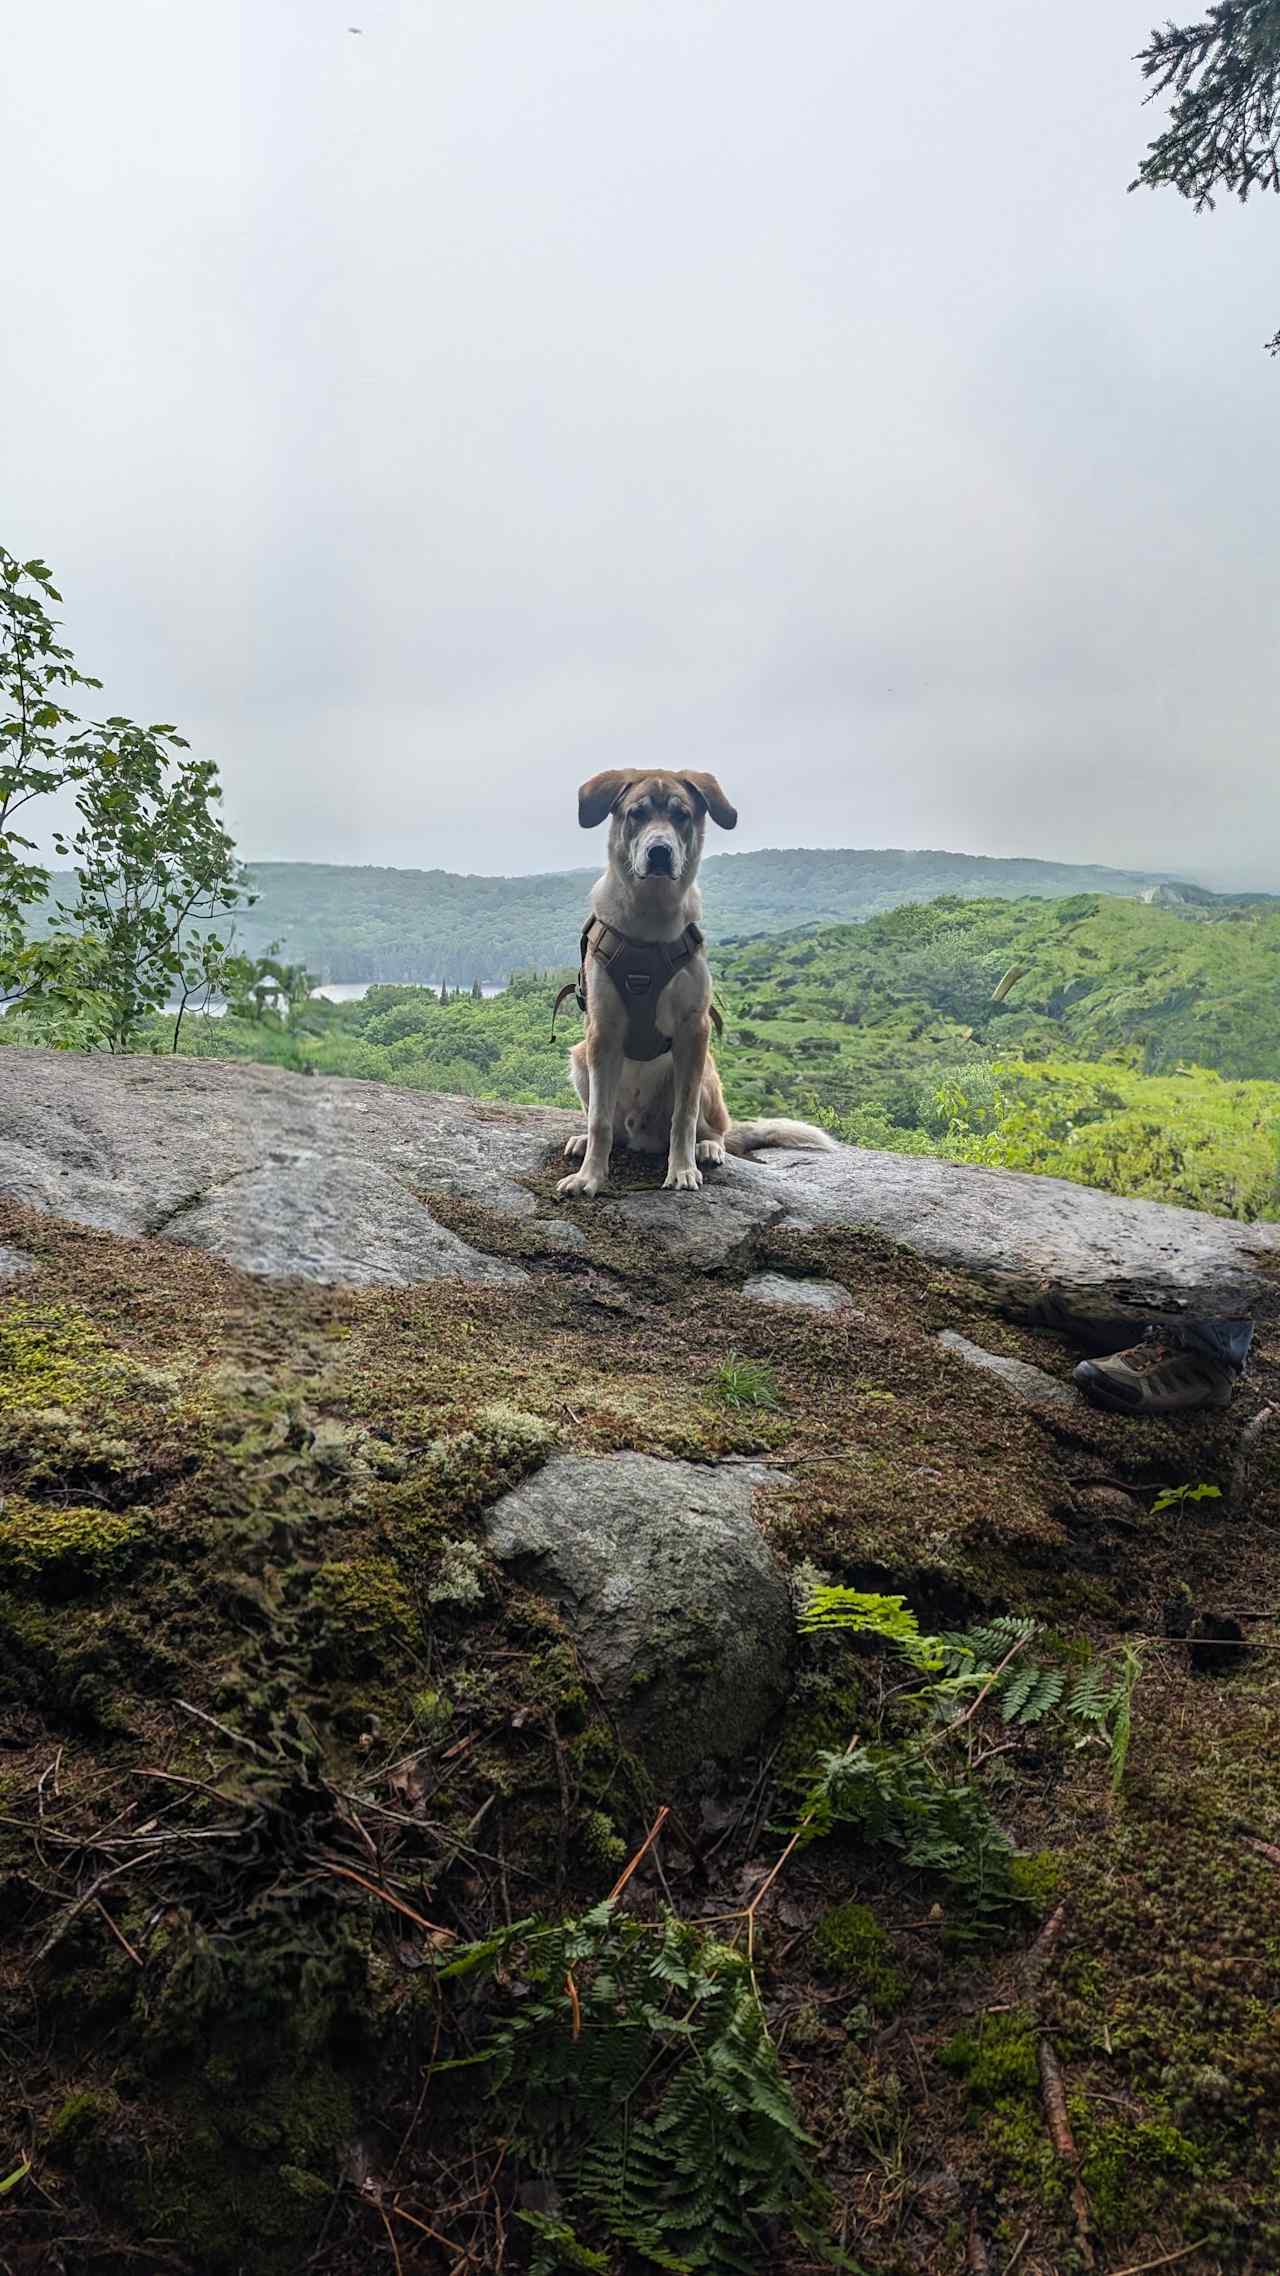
[552,917,722,1062]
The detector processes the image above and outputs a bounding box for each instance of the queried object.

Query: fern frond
[1000,1665,1065,1725]
[435,1906,813,2276]
[800,1586,944,1668]
[1066,1658,1113,1724]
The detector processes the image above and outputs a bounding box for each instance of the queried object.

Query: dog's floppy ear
[577,770,634,828]
[679,772,737,830]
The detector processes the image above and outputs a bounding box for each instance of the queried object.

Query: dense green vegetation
[143,892,1280,1222]
[40,847,1211,985]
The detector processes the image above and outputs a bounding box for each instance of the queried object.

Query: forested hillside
[723,892,1280,1083]
[43,847,1202,983]
[155,893,1280,1222]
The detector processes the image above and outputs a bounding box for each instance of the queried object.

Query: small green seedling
[1151,1482,1222,1518]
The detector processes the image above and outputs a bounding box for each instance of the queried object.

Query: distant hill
[39,846,1214,984]
[719,891,1280,1084]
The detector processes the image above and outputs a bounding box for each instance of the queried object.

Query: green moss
[411,1686,453,1735]
[0,1303,115,1413]
[810,1901,908,2013]
[1078,2109,1205,2233]
[143,2068,353,2272]
[938,2008,1039,2103]
[773,1674,863,1787]
[1007,1850,1063,1913]
[578,1810,627,1871]
[392,1402,557,1550]
[47,2087,121,2166]
[984,2096,1064,2201]
[305,1556,416,1673]
[0,1499,150,1598]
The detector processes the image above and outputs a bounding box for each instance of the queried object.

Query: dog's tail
[725,1117,838,1157]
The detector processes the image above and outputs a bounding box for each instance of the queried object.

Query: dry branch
[1038,2037,1095,2269]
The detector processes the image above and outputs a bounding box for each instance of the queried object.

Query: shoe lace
[1139,1339,1220,1388]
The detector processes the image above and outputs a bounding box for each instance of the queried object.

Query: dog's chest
[615,1057,674,1149]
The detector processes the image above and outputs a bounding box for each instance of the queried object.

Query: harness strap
[550,918,723,1054]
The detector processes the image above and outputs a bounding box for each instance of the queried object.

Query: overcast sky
[6,1,1278,885]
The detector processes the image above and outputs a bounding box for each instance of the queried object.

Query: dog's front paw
[662,1161,703,1193]
[557,1166,605,1199]
[563,1133,588,1161]
[695,1139,726,1168]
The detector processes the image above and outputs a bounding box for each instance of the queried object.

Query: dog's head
[576,770,737,885]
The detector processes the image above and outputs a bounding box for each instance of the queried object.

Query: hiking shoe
[1073,1340,1235,1416]
[1005,1281,1161,1356]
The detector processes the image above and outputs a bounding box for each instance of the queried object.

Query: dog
[557,769,836,1198]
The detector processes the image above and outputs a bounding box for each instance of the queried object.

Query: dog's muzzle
[635,828,680,879]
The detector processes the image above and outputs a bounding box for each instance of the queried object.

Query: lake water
[166,979,506,1017]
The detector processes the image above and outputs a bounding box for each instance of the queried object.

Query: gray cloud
[6,0,1278,886]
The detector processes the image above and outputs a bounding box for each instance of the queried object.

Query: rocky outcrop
[483,1453,792,1777]
[2,1049,1277,1306]
[742,1270,861,1314]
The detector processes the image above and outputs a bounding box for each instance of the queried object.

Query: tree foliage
[1131,4,1280,349]
[1,547,250,1050]
[0,551,101,981]
[1133,3,1280,206]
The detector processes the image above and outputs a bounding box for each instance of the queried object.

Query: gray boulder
[0,1052,551,1287]
[483,1453,792,1778]
[2,1050,1278,1308]
[616,1143,1280,1307]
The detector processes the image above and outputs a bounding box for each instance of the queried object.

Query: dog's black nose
[646,842,674,874]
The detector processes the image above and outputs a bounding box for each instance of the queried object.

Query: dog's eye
[629,801,650,822]
[669,803,689,825]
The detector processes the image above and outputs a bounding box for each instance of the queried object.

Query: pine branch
[1132,3,1280,206]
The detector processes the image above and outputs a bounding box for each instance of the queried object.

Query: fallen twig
[965,2206,989,2271]
[306,1858,455,1944]
[1107,2245,1211,2276]
[942,1632,1031,1737]
[391,2195,481,2265]
[26,1857,150,1973]
[136,1765,246,1807]
[1038,2038,1094,2269]
[94,1898,143,1967]
[175,1697,269,1759]
[564,1969,582,2040]
[1018,1900,1067,1997]
[607,1805,670,1903]
[376,2199,405,2276]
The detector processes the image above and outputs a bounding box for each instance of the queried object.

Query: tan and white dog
[558,769,836,1199]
